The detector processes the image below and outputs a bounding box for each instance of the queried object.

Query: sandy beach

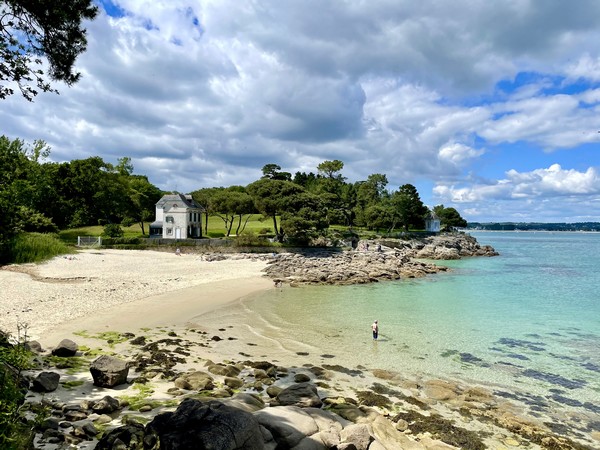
[0,249,272,343]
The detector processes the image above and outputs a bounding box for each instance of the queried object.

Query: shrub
[3,232,73,264]
[0,326,36,449]
[102,223,124,238]
[235,231,269,247]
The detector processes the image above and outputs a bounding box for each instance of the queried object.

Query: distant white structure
[150,193,204,239]
[425,209,441,233]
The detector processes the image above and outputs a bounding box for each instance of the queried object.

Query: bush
[101,236,142,246]
[102,223,124,238]
[2,232,73,264]
[0,327,36,449]
[235,231,269,247]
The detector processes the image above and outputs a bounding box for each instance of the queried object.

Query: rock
[52,339,78,357]
[207,363,241,377]
[145,398,263,450]
[224,376,244,389]
[25,340,44,353]
[95,422,145,450]
[90,355,130,388]
[340,423,372,450]
[255,406,319,448]
[266,385,283,398]
[276,382,323,408]
[31,371,60,392]
[174,371,214,390]
[294,373,311,383]
[39,417,60,431]
[92,396,121,414]
[64,410,89,422]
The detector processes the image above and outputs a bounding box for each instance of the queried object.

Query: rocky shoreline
[264,233,499,286]
[20,325,597,450]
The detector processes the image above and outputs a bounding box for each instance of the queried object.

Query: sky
[2,0,600,223]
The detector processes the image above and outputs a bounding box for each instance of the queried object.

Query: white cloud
[2,0,600,222]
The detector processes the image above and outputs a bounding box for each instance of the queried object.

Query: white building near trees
[425,210,441,233]
[149,194,204,239]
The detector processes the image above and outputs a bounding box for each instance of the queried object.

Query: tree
[433,205,468,230]
[390,184,428,231]
[317,160,344,180]
[261,163,291,181]
[125,175,162,235]
[191,187,221,235]
[246,178,304,242]
[0,0,98,100]
[211,187,255,236]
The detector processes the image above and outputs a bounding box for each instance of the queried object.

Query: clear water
[207,231,600,418]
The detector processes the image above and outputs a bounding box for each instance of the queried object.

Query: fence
[77,236,102,247]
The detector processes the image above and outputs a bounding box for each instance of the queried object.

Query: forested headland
[0,136,467,264]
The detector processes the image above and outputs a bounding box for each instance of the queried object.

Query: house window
[189,212,192,221]
[166,228,173,235]
[166,216,174,223]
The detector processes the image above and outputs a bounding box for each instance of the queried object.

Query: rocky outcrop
[263,233,496,286]
[264,250,446,285]
[381,233,499,260]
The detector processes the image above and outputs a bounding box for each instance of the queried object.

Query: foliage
[433,205,468,230]
[235,231,269,247]
[0,325,35,448]
[4,232,73,264]
[0,0,99,100]
[102,223,124,238]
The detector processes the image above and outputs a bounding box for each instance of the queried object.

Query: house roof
[156,193,204,211]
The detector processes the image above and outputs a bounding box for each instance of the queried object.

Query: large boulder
[254,406,320,448]
[145,398,263,450]
[276,382,323,408]
[174,370,214,390]
[30,371,60,392]
[92,395,121,414]
[90,355,129,388]
[52,339,78,357]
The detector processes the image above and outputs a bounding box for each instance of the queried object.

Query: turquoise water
[210,232,600,418]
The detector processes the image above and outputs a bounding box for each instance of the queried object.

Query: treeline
[191,161,466,243]
[468,222,600,231]
[0,136,467,260]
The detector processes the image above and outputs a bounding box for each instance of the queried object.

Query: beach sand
[0,248,272,343]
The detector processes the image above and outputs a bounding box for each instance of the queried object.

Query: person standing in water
[372,320,379,340]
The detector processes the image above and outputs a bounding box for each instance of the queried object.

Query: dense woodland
[0,136,467,261]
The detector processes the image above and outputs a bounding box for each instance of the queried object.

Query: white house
[425,210,441,233]
[149,194,204,239]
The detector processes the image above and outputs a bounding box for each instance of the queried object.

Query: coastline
[3,244,599,449]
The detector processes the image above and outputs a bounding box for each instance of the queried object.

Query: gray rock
[224,376,244,389]
[92,396,121,414]
[255,406,319,448]
[145,398,263,450]
[31,371,60,392]
[294,373,311,383]
[174,371,214,390]
[208,363,241,377]
[52,339,78,357]
[340,423,372,450]
[25,340,44,353]
[276,382,322,408]
[90,355,129,388]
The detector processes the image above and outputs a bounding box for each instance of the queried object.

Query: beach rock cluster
[264,251,447,285]
[380,233,499,260]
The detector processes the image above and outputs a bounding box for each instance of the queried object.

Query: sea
[204,231,600,429]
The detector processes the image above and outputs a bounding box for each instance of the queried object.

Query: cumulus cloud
[2,0,600,221]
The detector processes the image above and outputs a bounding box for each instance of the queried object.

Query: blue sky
[2,0,600,222]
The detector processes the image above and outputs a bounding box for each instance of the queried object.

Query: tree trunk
[138,221,146,235]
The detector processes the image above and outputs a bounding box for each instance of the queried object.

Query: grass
[73,330,132,348]
[6,232,74,264]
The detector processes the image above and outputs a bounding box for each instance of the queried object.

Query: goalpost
[77,236,102,247]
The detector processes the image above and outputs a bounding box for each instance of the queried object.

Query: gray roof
[156,193,204,211]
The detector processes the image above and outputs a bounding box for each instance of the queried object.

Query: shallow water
[203,231,600,425]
